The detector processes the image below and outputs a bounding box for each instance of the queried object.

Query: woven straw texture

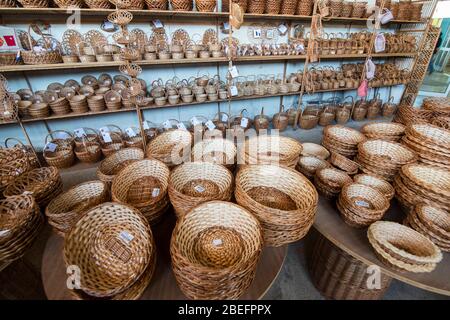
[301,142,330,160]
[191,138,236,169]
[314,167,352,199]
[361,122,406,142]
[97,148,144,186]
[146,129,192,167]
[322,125,366,157]
[296,156,330,179]
[330,152,359,175]
[353,174,394,200]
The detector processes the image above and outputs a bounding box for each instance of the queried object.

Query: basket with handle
[272,105,289,131]
[74,137,102,163]
[43,140,75,169]
[4,137,40,169]
[299,106,319,130]
[124,126,146,149]
[21,24,62,65]
[99,130,125,158]
[253,107,271,133]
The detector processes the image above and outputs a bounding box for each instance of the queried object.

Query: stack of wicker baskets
[191,138,236,169]
[394,104,433,126]
[0,147,31,196]
[171,201,263,299]
[329,152,359,175]
[405,204,450,252]
[401,123,450,169]
[301,142,330,159]
[314,167,352,199]
[322,125,366,158]
[422,97,450,118]
[0,194,43,265]
[296,156,330,179]
[235,164,318,247]
[394,163,450,213]
[356,139,417,181]
[64,202,156,300]
[361,122,406,142]
[239,135,302,168]
[45,181,109,236]
[337,183,389,228]
[145,129,192,168]
[353,174,394,201]
[368,221,442,273]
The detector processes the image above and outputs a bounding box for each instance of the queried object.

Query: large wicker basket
[145,129,192,168]
[21,25,62,65]
[170,201,263,299]
[191,138,236,169]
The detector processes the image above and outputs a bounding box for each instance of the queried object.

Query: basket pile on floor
[170,201,263,299]
[360,122,406,142]
[45,180,109,236]
[0,147,31,196]
[63,202,156,300]
[239,135,302,168]
[401,123,450,169]
[191,138,236,169]
[145,129,192,168]
[405,204,450,252]
[235,164,318,247]
[322,125,366,157]
[296,156,330,179]
[337,183,389,228]
[3,166,62,208]
[393,163,450,213]
[168,162,233,218]
[355,139,417,181]
[353,174,394,200]
[367,221,442,273]
[300,142,330,159]
[0,194,43,265]
[314,167,352,199]
[112,159,170,224]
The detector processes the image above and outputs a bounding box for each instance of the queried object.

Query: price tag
[229,85,238,97]
[221,113,229,122]
[194,185,205,193]
[253,29,262,39]
[177,122,187,130]
[212,239,223,246]
[222,22,230,31]
[119,231,134,244]
[240,117,249,128]
[266,29,274,39]
[142,121,150,130]
[15,51,21,62]
[229,65,239,78]
[205,120,216,131]
[99,126,110,133]
[355,200,371,208]
[278,23,288,34]
[74,128,86,138]
[152,19,164,28]
[45,142,57,152]
[126,127,137,137]
[54,131,70,140]
[163,120,172,130]
[102,132,112,143]
[191,116,201,126]
[152,188,160,197]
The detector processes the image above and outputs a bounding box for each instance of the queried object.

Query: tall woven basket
[265,0,281,14]
[222,0,247,12]
[280,0,298,15]
[247,0,264,13]
[171,0,192,10]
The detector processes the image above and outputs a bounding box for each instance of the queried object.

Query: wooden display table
[41,212,287,300]
[313,197,450,297]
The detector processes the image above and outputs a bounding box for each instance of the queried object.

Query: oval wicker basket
[64,202,155,298]
[330,152,359,175]
[191,138,236,169]
[169,162,233,218]
[43,141,75,169]
[145,129,192,168]
[170,200,263,300]
[296,156,330,179]
[301,142,330,160]
[361,122,406,142]
[235,164,318,247]
[322,125,366,157]
[45,180,110,236]
[353,174,394,200]
[314,167,352,199]
[111,159,170,224]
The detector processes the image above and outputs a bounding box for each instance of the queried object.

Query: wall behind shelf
[1,4,407,149]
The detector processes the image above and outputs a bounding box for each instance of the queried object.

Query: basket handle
[45,130,74,145]
[106,124,123,135]
[4,137,25,149]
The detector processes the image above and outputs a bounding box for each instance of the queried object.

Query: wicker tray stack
[394,163,450,213]
[235,164,318,247]
[353,174,394,201]
[64,202,156,300]
[422,97,450,118]
[360,122,406,142]
[296,156,330,179]
[329,152,359,175]
[368,221,442,273]
[355,139,417,181]
[171,201,262,299]
[394,104,433,126]
[300,142,330,160]
[405,204,450,252]
[401,123,450,169]
[322,125,366,158]
[314,167,352,199]
[0,194,43,265]
[337,183,389,228]
[191,138,237,170]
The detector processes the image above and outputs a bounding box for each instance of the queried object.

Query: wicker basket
[280,0,298,15]
[368,221,442,273]
[361,122,405,142]
[191,138,236,169]
[0,0,16,7]
[43,134,75,169]
[330,152,359,175]
[0,52,22,66]
[64,202,155,298]
[74,141,102,163]
[296,0,313,15]
[111,159,170,224]
[330,0,343,16]
[100,131,125,158]
[53,0,83,7]
[314,167,352,199]
[265,0,281,14]
[353,174,394,200]
[171,0,192,10]
[145,129,192,168]
[21,25,62,65]
[170,201,263,299]
[145,0,168,9]
[322,125,366,157]
[235,164,318,247]
[85,0,113,7]
[296,156,330,179]
[196,0,216,11]
[4,166,63,208]
[45,181,109,236]
[16,0,48,7]
[301,142,330,159]
[97,147,144,186]
[169,162,233,218]
[247,0,264,13]
[222,0,247,12]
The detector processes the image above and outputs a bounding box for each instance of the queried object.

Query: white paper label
[222,22,230,31]
[355,200,371,208]
[194,185,205,193]
[119,230,134,244]
[253,29,262,39]
[152,19,164,28]
[152,188,160,197]
[212,239,223,246]
[177,122,187,130]
[45,142,57,152]
[126,127,137,137]
[229,85,238,97]
[102,132,112,143]
[266,29,274,39]
[278,24,288,34]
[142,121,150,130]
[54,131,70,140]
[229,65,239,78]
[74,128,86,138]
[240,118,249,128]
[163,120,172,130]
[205,120,216,131]
[99,126,110,133]
[191,116,201,126]
[221,113,229,122]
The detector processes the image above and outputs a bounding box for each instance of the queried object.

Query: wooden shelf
[0,83,403,125]
[0,53,415,73]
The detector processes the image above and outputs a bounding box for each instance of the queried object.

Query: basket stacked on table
[145,129,192,168]
[0,194,43,265]
[394,104,433,126]
[64,202,156,300]
[355,139,417,181]
[329,152,359,175]
[296,156,330,179]
[401,123,450,169]
[322,125,366,158]
[368,221,442,273]
[235,164,318,247]
[394,163,450,213]
[314,167,352,199]
[191,138,237,170]
[45,180,110,236]
[353,174,395,201]
[171,201,263,299]
[300,142,330,160]
[405,204,450,253]
[360,122,406,142]
[337,183,389,228]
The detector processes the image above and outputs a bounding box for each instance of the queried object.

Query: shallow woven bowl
[353,174,394,200]
[414,204,450,242]
[170,201,263,300]
[300,142,330,159]
[400,163,450,199]
[324,125,366,146]
[64,202,155,298]
[146,129,193,167]
[358,139,417,165]
[330,152,359,174]
[339,183,389,215]
[315,167,353,189]
[191,138,237,169]
[361,122,406,137]
[96,148,145,185]
[407,123,450,149]
[296,156,330,178]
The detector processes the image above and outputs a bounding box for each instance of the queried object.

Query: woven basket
[235,164,318,247]
[191,138,236,169]
[296,156,330,179]
[265,0,281,14]
[21,25,62,65]
[196,0,216,11]
[222,0,247,12]
[330,0,343,16]
[73,127,99,148]
[0,52,22,66]
[351,1,367,18]
[64,202,155,298]
[53,0,83,7]
[145,0,168,9]
[111,159,170,224]
[353,174,394,200]
[280,0,298,15]
[340,1,353,17]
[169,162,233,218]
[145,129,192,168]
[43,139,75,169]
[361,122,405,142]
[301,142,330,159]
[368,221,442,272]
[0,194,43,265]
[0,0,16,7]
[100,132,125,158]
[45,181,109,236]
[74,141,102,163]
[171,201,262,299]
[16,0,48,7]
[330,152,359,175]
[0,156,30,197]
[4,166,62,208]
[170,0,192,10]
[247,0,264,13]
[85,0,113,7]
[97,147,144,186]
[314,167,352,199]
[296,0,313,15]
[322,125,366,157]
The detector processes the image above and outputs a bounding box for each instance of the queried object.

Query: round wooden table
[41,212,287,300]
[313,197,450,297]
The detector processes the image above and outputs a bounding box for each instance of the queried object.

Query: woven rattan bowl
[96,148,144,185]
[64,202,155,298]
[406,123,450,149]
[296,156,330,179]
[235,164,318,247]
[361,122,406,141]
[330,152,359,175]
[45,180,110,235]
[353,174,395,200]
[146,129,192,167]
[111,159,170,224]
[170,200,263,300]
[300,142,330,159]
[169,162,233,218]
[400,163,450,200]
[314,167,352,199]
[191,138,237,169]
